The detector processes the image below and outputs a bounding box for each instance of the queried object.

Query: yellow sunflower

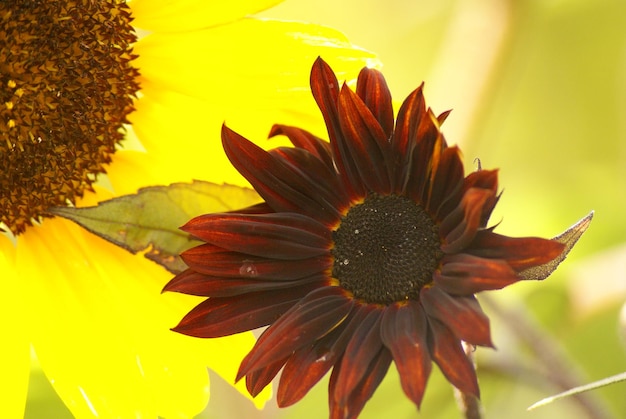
[0,0,378,417]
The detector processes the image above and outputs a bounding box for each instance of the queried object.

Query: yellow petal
[0,240,29,418]
[18,218,267,417]
[130,0,283,32]
[129,18,378,186]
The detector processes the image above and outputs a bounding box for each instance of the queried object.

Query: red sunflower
[165,57,570,417]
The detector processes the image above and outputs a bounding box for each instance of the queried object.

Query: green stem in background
[481,295,611,419]
[528,372,626,411]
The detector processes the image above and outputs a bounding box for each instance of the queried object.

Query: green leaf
[518,211,594,281]
[51,181,261,274]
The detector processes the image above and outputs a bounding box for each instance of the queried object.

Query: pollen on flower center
[0,0,140,235]
[332,194,443,305]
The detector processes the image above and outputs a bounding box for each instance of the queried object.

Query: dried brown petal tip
[518,211,594,281]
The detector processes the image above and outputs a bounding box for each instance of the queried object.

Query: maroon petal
[331,306,385,406]
[463,168,498,191]
[437,109,452,124]
[467,231,566,272]
[277,305,370,407]
[269,146,349,214]
[380,301,431,408]
[426,145,465,221]
[421,287,493,347]
[434,253,519,295]
[246,356,289,398]
[269,124,334,169]
[310,57,341,143]
[171,279,322,337]
[462,169,499,225]
[428,318,480,398]
[329,348,393,419]
[356,66,394,139]
[311,57,362,197]
[180,244,331,281]
[182,212,330,260]
[237,286,354,380]
[165,271,326,298]
[440,187,494,253]
[391,84,426,182]
[404,109,447,203]
[221,124,340,224]
[226,201,273,215]
[336,84,392,193]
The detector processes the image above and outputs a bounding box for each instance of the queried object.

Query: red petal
[171,280,321,337]
[380,301,431,408]
[336,84,392,193]
[277,305,370,407]
[237,286,354,380]
[434,253,519,295]
[310,57,362,197]
[421,287,493,347]
[426,145,465,221]
[226,202,272,215]
[462,169,499,225]
[338,85,390,194]
[269,124,334,169]
[166,271,325,298]
[404,109,447,204]
[437,109,452,124]
[329,348,393,419]
[463,168,498,191]
[468,231,566,272]
[331,306,385,407]
[269,146,349,214]
[428,318,480,398]
[440,188,494,253]
[391,84,426,168]
[180,244,331,281]
[182,212,330,260]
[221,124,340,224]
[356,66,394,138]
[246,356,289,397]
[310,57,341,143]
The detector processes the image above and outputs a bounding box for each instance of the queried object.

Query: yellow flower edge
[19,214,259,417]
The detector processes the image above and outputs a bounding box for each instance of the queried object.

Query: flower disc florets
[0,0,139,234]
[332,194,442,304]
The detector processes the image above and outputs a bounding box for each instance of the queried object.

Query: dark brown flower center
[0,0,139,235]
[332,194,443,305]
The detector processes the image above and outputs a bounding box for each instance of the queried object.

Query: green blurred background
[26,0,626,417]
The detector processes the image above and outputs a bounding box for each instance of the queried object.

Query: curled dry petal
[518,211,594,280]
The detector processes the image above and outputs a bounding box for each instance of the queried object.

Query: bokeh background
[26,0,626,417]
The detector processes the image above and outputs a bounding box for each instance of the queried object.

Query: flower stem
[454,342,484,419]
[481,295,611,419]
